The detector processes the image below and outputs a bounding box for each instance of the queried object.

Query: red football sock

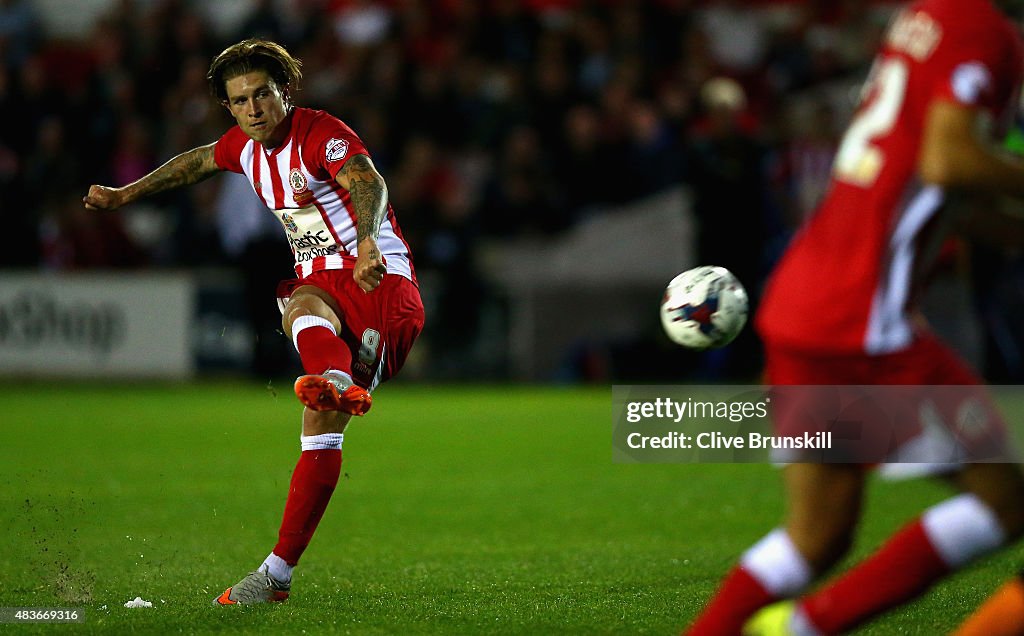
[685,566,775,635]
[292,316,351,375]
[272,449,342,565]
[800,519,948,634]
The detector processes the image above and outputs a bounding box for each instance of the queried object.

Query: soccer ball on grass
[659,265,748,350]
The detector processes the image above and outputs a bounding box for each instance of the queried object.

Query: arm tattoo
[123,143,220,202]
[341,154,388,244]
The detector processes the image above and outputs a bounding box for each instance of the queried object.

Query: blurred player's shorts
[764,333,1014,465]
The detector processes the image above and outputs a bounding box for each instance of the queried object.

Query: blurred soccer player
[686,0,1024,633]
[83,39,424,605]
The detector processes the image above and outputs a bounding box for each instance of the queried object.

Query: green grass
[2,381,1023,634]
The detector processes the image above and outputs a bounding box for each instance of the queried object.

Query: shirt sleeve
[213,126,248,173]
[303,112,370,181]
[930,13,1018,111]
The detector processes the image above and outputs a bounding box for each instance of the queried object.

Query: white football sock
[740,528,813,597]
[300,433,344,451]
[291,315,337,352]
[261,552,293,583]
[921,493,1005,568]
[324,368,354,384]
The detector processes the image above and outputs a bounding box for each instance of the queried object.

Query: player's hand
[83,185,126,210]
[353,237,386,293]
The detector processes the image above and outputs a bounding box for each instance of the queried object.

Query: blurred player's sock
[292,315,351,375]
[686,529,811,635]
[271,433,344,568]
[953,573,1024,636]
[797,494,1005,634]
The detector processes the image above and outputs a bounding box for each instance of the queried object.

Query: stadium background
[7,2,1024,634]
[11,0,1017,385]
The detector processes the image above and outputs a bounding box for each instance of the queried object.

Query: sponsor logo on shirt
[281,212,299,234]
[275,206,340,262]
[325,138,349,162]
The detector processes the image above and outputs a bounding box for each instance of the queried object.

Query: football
[659,265,748,350]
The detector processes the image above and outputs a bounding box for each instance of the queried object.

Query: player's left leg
[283,284,372,414]
[685,463,864,635]
[213,408,350,605]
[282,284,347,374]
[688,342,870,635]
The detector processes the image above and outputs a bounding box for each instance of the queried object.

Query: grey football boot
[212,567,290,605]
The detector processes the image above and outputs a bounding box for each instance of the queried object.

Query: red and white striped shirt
[214,107,415,283]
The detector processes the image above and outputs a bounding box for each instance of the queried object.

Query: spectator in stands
[480,124,563,237]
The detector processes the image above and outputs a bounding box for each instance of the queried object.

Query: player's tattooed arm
[84,143,221,210]
[336,153,388,243]
[336,153,389,292]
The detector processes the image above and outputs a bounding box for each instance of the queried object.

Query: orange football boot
[294,371,372,415]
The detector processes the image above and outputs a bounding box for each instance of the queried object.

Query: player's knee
[283,292,342,338]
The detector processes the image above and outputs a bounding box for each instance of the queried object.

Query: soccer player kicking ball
[83,39,424,605]
[686,0,1024,634]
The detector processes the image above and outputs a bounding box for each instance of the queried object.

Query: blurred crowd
[0,0,887,262]
[15,0,1021,381]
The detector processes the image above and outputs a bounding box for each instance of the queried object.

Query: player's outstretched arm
[336,153,388,293]
[83,142,221,210]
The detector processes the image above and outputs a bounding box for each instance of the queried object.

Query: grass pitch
[2,381,1023,634]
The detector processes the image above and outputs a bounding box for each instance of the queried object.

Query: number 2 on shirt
[834,58,909,188]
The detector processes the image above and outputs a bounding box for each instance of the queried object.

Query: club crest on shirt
[289,168,314,204]
[325,138,349,162]
[289,168,308,194]
[280,212,299,234]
